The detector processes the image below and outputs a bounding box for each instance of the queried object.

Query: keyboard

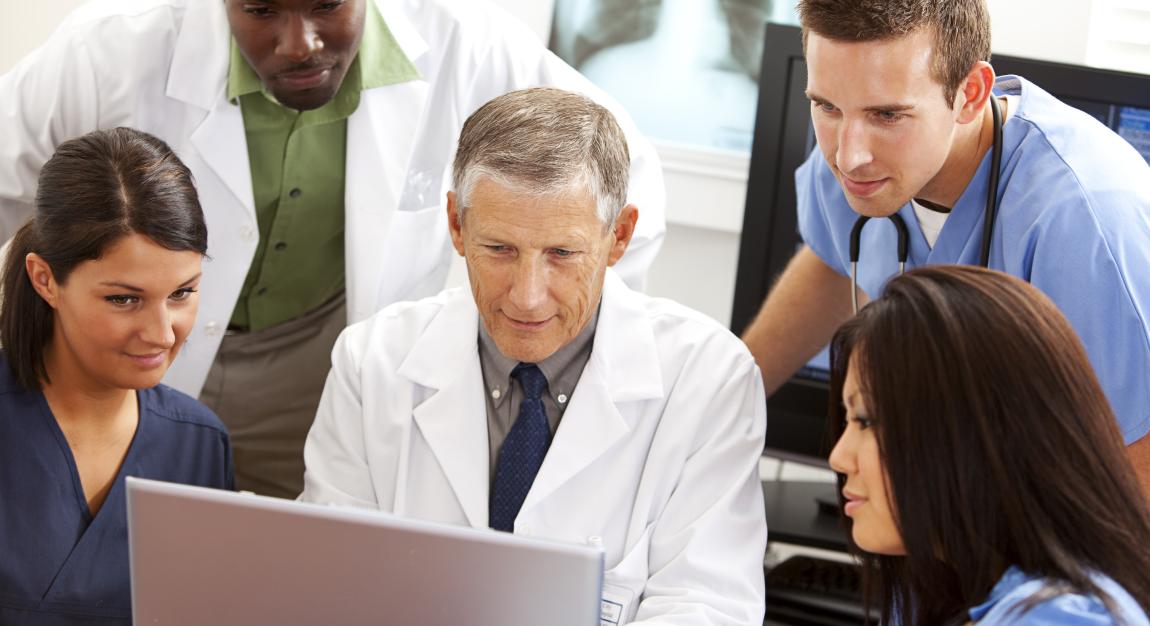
[765,556,877,625]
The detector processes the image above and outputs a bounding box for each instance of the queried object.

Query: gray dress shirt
[478,309,599,480]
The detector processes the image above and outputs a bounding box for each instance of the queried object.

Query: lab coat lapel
[167,0,255,218]
[345,0,430,322]
[518,271,664,518]
[399,290,490,529]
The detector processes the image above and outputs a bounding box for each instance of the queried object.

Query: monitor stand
[761,480,847,552]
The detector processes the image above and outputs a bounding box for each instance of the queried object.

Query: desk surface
[762,480,848,552]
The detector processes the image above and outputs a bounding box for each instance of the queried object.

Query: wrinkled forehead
[464,176,598,220]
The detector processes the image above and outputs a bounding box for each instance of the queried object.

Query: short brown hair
[797,0,991,105]
[451,87,630,226]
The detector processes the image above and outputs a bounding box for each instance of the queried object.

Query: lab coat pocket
[376,205,452,305]
[602,525,653,625]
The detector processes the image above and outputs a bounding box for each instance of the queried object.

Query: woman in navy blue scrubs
[0,128,234,624]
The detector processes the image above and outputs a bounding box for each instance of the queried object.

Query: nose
[835,119,874,175]
[507,254,548,314]
[828,426,857,475]
[276,14,323,63]
[140,302,177,350]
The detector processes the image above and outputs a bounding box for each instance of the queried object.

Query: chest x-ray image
[549,0,798,153]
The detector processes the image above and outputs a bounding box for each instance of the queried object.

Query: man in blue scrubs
[741,0,1150,491]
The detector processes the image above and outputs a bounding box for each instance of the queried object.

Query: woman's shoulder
[972,567,1149,625]
[139,383,227,437]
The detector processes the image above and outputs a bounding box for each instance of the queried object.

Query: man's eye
[550,248,575,258]
[876,111,906,123]
[317,1,344,11]
[242,5,274,16]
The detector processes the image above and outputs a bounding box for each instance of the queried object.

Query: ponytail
[0,221,54,390]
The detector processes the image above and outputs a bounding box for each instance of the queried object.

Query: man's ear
[955,61,995,125]
[606,204,638,266]
[25,253,60,308]
[447,191,466,257]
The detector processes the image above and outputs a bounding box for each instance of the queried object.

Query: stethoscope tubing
[848,97,1004,314]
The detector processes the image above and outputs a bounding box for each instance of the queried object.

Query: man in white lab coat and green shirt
[0,0,665,498]
[301,88,766,625]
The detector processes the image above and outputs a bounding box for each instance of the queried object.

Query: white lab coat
[301,270,767,625]
[0,0,665,397]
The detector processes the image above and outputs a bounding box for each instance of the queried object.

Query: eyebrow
[100,273,202,292]
[806,91,916,114]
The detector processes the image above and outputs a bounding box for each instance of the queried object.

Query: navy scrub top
[0,353,235,624]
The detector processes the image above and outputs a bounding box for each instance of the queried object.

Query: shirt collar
[226,0,420,104]
[479,307,600,409]
[968,566,1030,621]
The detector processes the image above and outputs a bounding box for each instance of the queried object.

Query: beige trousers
[199,293,347,499]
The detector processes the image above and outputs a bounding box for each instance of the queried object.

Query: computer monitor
[732,22,1150,467]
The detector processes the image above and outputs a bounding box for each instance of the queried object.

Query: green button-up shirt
[228,2,420,331]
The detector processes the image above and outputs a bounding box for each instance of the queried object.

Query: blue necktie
[490,363,551,532]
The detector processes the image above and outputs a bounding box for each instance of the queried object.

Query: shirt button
[240,225,257,242]
[204,321,221,337]
[289,188,302,198]
[557,394,568,404]
[274,241,287,251]
[491,388,502,400]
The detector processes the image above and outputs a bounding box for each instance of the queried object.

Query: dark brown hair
[828,265,1150,625]
[797,0,992,105]
[0,127,207,391]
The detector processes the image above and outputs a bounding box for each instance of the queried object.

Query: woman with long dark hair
[828,265,1150,625]
[0,128,233,624]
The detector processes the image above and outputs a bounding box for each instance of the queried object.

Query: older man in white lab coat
[0,0,665,499]
[300,88,766,625]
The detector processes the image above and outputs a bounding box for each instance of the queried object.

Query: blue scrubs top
[0,354,234,625]
[969,566,1149,625]
[797,75,1150,444]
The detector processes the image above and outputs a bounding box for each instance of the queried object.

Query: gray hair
[451,87,630,226]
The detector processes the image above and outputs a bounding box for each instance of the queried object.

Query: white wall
[0,0,88,74]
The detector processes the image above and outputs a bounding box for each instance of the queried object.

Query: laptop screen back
[127,478,603,626]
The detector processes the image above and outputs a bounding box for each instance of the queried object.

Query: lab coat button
[204,321,221,336]
[240,225,257,242]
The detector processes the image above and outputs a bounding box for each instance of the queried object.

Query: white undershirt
[912,94,1019,249]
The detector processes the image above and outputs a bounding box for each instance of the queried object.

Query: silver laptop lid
[127,477,603,626]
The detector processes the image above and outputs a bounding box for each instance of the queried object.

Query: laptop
[127,477,604,626]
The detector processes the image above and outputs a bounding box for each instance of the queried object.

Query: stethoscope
[848,97,1004,313]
